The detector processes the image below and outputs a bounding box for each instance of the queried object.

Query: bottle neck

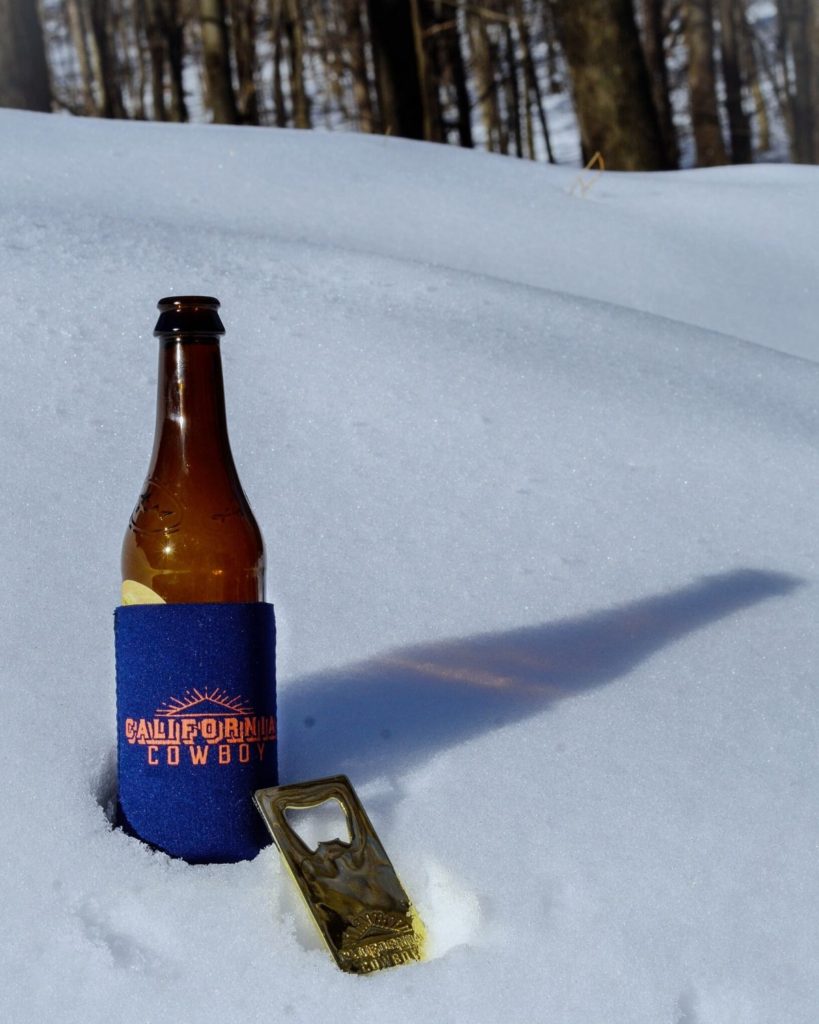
[150,336,236,481]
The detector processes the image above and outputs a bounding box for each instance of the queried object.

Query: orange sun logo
[156,688,254,717]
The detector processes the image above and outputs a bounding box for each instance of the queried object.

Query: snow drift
[0,110,817,1024]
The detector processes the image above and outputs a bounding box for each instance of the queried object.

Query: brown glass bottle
[122,296,264,604]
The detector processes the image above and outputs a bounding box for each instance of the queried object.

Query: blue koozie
[114,602,277,863]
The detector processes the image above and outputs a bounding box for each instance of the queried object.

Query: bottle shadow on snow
[280,569,801,784]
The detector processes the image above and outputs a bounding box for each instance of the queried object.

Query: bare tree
[640,0,679,167]
[422,1,473,147]
[284,0,310,127]
[230,0,260,123]
[469,10,502,151]
[719,0,751,162]
[0,0,52,111]
[514,0,555,162]
[443,5,473,148]
[555,0,669,170]
[140,0,187,121]
[739,11,770,154]
[145,0,169,118]
[32,0,817,168]
[344,0,377,132]
[367,0,425,138]
[86,0,126,117]
[502,18,522,156]
[65,0,96,113]
[200,0,239,122]
[165,0,188,121]
[683,0,728,165]
[779,0,815,162]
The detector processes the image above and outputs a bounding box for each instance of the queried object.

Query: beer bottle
[116,296,276,864]
[122,296,265,604]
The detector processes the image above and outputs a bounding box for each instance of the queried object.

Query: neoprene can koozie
[114,601,277,863]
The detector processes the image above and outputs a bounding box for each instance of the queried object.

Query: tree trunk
[270,0,287,125]
[521,43,535,159]
[543,0,562,93]
[740,11,770,153]
[145,0,168,119]
[66,0,96,114]
[444,8,473,148]
[410,0,433,139]
[422,2,472,146]
[781,0,815,162]
[314,0,346,123]
[229,0,259,124]
[515,0,555,162]
[745,3,789,137]
[503,20,523,157]
[494,32,509,153]
[366,0,425,139]
[0,0,52,111]
[555,0,669,170]
[814,2,819,159]
[164,0,188,121]
[813,2,819,158]
[418,3,443,142]
[200,0,239,123]
[132,0,149,119]
[284,0,309,127]
[639,0,679,167]
[89,0,127,117]
[469,13,501,152]
[112,0,140,117]
[683,0,728,165]
[719,0,751,162]
[346,0,376,132]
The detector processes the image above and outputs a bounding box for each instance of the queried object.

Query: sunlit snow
[1,110,817,1024]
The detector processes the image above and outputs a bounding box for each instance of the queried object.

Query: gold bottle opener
[254,775,425,974]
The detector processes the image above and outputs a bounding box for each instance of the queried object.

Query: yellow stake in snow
[569,151,605,198]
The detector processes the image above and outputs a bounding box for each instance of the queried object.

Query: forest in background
[0,0,817,169]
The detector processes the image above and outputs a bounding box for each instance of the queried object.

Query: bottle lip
[154,296,225,337]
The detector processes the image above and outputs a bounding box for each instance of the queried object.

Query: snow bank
[3,110,819,358]
[0,110,817,1023]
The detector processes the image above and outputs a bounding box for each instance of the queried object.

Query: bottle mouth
[154,296,225,337]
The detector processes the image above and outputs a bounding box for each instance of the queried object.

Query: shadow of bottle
[280,569,802,783]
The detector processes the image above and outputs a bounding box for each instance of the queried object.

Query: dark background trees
[0,0,52,111]
[4,0,818,169]
[555,0,669,170]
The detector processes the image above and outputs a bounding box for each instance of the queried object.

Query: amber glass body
[122,301,265,603]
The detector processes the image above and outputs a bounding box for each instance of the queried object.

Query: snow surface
[1,109,818,1023]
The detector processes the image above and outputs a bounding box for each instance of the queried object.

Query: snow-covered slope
[3,110,818,359]
[1,110,817,1024]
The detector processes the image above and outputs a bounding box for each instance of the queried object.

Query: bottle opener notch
[254,775,425,974]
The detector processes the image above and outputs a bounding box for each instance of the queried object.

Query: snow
[1,109,818,1023]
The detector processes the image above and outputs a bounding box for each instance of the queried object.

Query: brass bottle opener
[254,775,425,974]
